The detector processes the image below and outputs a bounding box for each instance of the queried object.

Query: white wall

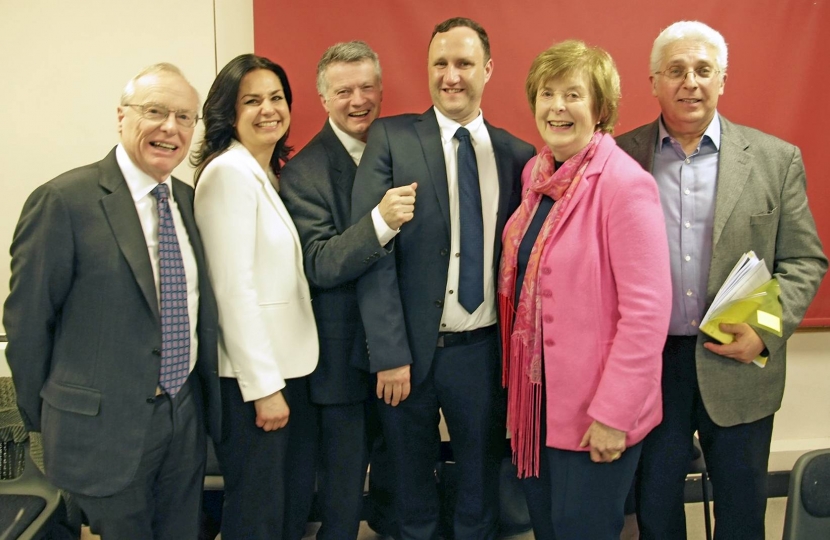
[0,0,826,471]
[0,0,253,331]
[769,330,830,470]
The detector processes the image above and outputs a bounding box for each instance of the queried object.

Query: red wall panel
[254,0,830,325]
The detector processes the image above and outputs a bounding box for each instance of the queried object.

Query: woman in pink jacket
[498,40,672,539]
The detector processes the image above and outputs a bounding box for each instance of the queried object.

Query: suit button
[435,300,443,308]
[544,339,554,346]
[544,315,554,323]
[152,348,161,356]
[146,397,155,404]
[440,248,448,256]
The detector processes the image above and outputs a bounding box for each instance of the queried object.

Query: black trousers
[377,331,505,540]
[636,336,774,540]
[365,395,397,534]
[215,376,317,540]
[74,376,205,540]
[314,401,367,540]
[520,383,642,540]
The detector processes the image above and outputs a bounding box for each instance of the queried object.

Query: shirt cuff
[371,205,399,247]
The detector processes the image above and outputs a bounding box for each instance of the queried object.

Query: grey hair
[316,41,381,96]
[650,21,728,74]
[120,62,199,105]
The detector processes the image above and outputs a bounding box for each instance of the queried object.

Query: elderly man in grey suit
[3,63,220,539]
[280,41,415,539]
[615,21,827,540]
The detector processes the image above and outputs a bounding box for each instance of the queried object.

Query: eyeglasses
[123,103,199,128]
[655,66,721,81]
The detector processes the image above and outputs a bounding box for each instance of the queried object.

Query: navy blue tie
[152,183,191,397]
[454,127,484,313]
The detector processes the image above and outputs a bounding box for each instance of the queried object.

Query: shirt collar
[328,118,366,166]
[116,143,174,203]
[656,111,721,153]
[434,106,486,144]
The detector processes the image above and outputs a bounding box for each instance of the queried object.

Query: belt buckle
[436,335,446,348]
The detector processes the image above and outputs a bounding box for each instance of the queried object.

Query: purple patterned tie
[152,183,190,398]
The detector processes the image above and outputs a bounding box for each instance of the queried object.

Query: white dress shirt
[434,108,499,331]
[116,144,199,373]
[329,117,366,166]
[367,108,499,331]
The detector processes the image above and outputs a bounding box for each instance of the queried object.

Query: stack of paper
[700,251,783,367]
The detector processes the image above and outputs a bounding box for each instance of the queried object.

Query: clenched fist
[379,182,418,230]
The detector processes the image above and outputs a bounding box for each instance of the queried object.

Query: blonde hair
[316,41,381,95]
[525,40,620,134]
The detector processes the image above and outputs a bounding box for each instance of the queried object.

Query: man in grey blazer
[615,21,827,540]
[280,41,414,539]
[3,63,220,539]
[351,18,535,540]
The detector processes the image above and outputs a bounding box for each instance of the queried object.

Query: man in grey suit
[3,63,220,539]
[280,41,415,539]
[615,21,827,540]
[351,18,535,540]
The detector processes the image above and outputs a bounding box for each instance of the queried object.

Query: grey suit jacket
[280,121,387,404]
[616,117,827,426]
[3,148,221,496]
[351,108,535,385]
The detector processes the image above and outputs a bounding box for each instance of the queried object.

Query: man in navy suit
[351,18,535,540]
[4,63,220,539]
[280,41,414,539]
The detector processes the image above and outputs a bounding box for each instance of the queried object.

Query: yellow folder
[700,278,782,367]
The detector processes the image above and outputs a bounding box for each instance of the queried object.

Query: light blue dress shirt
[653,113,721,335]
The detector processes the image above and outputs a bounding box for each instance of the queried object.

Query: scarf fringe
[499,292,515,387]
[508,337,543,479]
[499,292,543,479]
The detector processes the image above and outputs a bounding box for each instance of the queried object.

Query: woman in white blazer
[192,54,318,540]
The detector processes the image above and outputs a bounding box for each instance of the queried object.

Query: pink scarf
[498,131,602,478]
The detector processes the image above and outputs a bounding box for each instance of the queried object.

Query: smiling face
[428,26,493,125]
[234,68,290,160]
[651,39,725,140]
[535,71,599,162]
[117,72,199,182]
[320,59,382,142]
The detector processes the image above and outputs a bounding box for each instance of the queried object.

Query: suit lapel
[548,172,592,242]
[98,150,159,320]
[712,117,752,247]
[415,108,451,233]
[172,180,205,271]
[488,123,516,238]
[231,143,304,249]
[632,120,659,172]
[319,121,358,200]
[547,134,610,241]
